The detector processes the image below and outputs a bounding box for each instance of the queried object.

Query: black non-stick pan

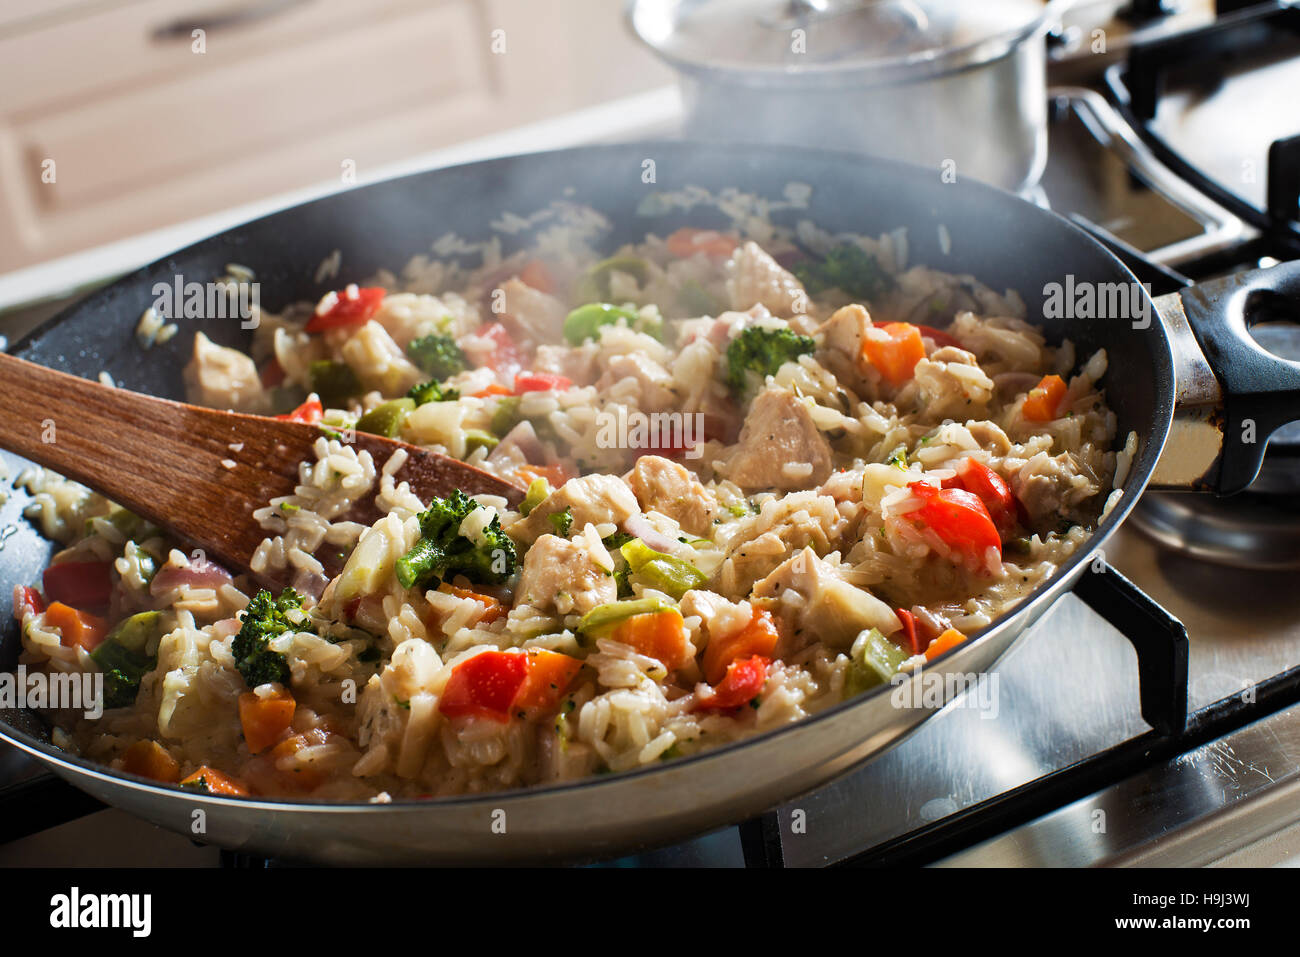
[1,142,1296,864]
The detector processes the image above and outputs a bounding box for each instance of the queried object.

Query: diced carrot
[180,766,250,796]
[439,583,508,624]
[121,740,181,783]
[46,602,109,652]
[701,607,780,684]
[665,227,740,259]
[269,732,326,791]
[611,609,690,671]
[471,383,514,398]
[862,322,926,386]
[1022,374,1067,422]
[238,685,297,754]
[512,649,583,718]
[518,259,555,294]
[517,463,569,488]
[925,627,968,661]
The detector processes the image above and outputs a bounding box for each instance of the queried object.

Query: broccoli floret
[98,656,153,710]
[601,530,634,551]
[309,360,361,408]
[407,380,460,405]
[406,333,467,379]
[793,244,894,301]
[725,326,815,394]
[232,588,311,688]
[394,489,518,590]
[549,507,573,537]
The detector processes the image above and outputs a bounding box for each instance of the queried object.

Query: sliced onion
[212,617,241,640]
[150,558,234,597]
[623,514,687,555]
[488,420,544,465]
[291,568,330,602]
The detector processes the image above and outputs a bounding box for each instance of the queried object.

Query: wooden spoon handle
[0,351,302,570]
[0,351,524,583]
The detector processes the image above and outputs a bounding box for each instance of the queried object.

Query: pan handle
[1151,261,1300,494]
[1073,564,1188,737]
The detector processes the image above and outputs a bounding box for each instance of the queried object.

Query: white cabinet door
[0,0,671,272]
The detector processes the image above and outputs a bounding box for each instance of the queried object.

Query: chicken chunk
[183,332,267,412]
[1011,450,1101,527]
[507,474,640,546]
[500,277,568,347]
[627,455,718,536]
[725,242,808,317]
[814,303,876,399]
[902,346,994,420]
[515,533,617,616]
[724,388,833,492]
[751,547,900,651]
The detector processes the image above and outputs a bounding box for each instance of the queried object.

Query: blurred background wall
[0,0,672,272]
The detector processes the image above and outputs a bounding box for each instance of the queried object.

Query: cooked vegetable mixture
[10,220,1127,799]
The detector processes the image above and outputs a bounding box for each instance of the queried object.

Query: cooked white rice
[8,207,1127,801]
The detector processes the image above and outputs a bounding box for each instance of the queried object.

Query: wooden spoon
[0,352,524,587]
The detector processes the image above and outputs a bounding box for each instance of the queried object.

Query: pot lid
[629,0,1058,83]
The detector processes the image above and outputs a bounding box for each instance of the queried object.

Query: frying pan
[2,142,1296,864]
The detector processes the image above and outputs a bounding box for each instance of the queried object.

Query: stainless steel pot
[629,0,1066,193]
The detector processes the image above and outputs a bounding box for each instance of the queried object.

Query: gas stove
[2,0,1300,868]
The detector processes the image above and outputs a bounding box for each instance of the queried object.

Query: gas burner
[1131,491,1300,568]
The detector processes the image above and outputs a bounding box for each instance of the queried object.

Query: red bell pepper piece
[914,324,962,349]
[274,395,324,425]
[259,358,286,388]
[513,372,572,394]
[439,649,583,722]
[905,482,1002,565]
[894,608,924,656]
[943,458,1018,531]
[701,608,780,685]
[693,655,771,713]
[304,285,386,333]
[12,585,45,621]
[42,561,113,609]
[440,652,528,721]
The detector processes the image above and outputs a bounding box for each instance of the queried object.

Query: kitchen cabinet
[0,0,671,272]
